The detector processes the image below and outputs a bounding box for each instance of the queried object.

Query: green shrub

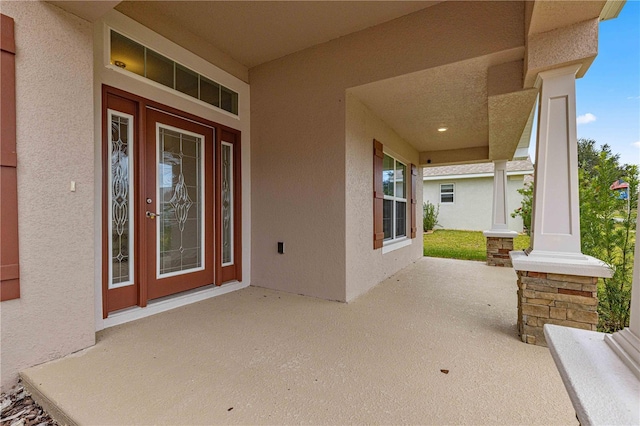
[423,201,440,231]
[578,139,637,332]
[511,181,533,236]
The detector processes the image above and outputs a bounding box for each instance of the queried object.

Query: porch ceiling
[114,1,440,69]
[112,0,539,165]
[348,48,525,155]
[52,1,611,166]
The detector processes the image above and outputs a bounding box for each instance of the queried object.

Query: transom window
[382,154,407,241]
[110,30,238,115]
[440,183,454,203]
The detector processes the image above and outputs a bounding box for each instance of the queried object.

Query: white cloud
[577,113,597,125]
[627,96,640,100]
[633,141,640,148]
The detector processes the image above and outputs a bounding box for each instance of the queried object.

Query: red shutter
[373,139,384,249]
[410,164,417,238]
[1,14,20,301]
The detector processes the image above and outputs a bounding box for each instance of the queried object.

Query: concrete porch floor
[22,258,576,425]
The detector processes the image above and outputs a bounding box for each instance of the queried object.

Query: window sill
[382,238,412,254]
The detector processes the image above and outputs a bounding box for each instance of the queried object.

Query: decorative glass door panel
[108,110,135,288]
[146,109,214,300]
[157,125,204,277]
[221,142,233,266]
[218,129,241,284]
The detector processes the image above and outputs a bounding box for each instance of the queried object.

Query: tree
[578,138,626,178]
[577,138,600,175]
[511,181,533,236]
[578,138,637,332]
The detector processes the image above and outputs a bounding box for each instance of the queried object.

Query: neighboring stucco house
[423,158,534,232]
[1,0,634,403]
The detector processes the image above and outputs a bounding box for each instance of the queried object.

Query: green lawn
[423,229,530,261]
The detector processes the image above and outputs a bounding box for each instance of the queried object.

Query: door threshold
[98,281,248,331]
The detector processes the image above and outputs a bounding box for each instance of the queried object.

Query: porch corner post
[483,160,517,267]
[509,65,612,346]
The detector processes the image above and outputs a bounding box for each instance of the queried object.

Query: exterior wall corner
[1,1,96,392]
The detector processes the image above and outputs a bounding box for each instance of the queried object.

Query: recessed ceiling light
[437,127,448,132]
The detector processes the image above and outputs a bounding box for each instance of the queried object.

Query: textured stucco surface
[115,1,438,70]
[347,50,524,155]
[527,1,606,36]
[345,93,422,302]
[0,1,95,391]
[488,88,539,160]
[423,176,526,232]
[524,19,599,87]
[249,1,524,301]
[22,258,576,425]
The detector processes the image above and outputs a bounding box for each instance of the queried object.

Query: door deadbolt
[146,198,153,204]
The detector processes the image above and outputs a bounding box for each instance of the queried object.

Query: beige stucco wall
[345,93,422,302]
[249,1,523,301]
[0,1,95,391]
[423,176,526,232]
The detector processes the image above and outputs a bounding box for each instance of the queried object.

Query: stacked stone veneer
[486,237,514,267]
[516,271,598,346]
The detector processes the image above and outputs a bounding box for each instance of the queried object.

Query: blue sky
[530,1,640,166]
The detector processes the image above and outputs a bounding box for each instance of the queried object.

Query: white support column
[483,160,517,238]
[511,65,611,278]
[484,161,517,267]
[530,66,581,256]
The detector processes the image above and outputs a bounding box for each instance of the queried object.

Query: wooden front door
[144,108,215,300]
[102,86,241,318]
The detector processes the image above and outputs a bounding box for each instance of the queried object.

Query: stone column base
[486,237,514,267]
[516,270,598,346]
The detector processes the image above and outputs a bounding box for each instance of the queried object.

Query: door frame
[101,85,242,318]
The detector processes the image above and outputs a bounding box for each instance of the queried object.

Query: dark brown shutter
[373,139,384,249]
[410,164,417,238]
[1,14,20,301]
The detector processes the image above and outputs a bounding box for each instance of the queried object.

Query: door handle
[146,211,162,219]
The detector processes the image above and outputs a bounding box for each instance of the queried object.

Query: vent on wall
[109,30,239,115]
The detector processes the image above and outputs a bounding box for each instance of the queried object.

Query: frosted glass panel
[200,76,220,108]
[110,31,144,76]
[221,86,238,115]
[146,50,173,88]
[158,127,203,276]
[222,143,233,264]
[109,31,239,115]
[110,112,134,287]
[176,64,198,98]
